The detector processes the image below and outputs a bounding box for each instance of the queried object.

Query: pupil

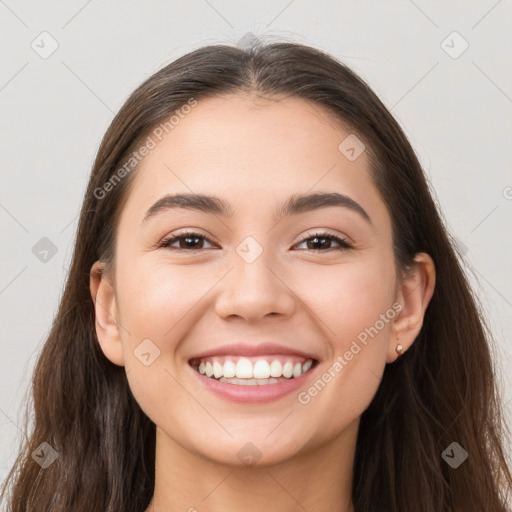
[185,236,200,248]
[309,236,328,250]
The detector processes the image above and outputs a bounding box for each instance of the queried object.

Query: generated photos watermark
[94,97,198,200]
[297,301,403,405]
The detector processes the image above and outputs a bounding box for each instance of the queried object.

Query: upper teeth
[196,357,314,379]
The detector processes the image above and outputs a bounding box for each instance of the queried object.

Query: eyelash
[157,230,353,252]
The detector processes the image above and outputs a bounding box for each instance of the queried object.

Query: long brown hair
[2,40,511,511]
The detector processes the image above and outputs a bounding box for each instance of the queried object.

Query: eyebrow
[142,191,372,225]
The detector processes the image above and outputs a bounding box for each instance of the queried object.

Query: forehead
[120,93,383,224]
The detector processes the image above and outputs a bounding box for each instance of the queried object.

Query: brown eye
[294,232,353,251]
[158,232,216,251]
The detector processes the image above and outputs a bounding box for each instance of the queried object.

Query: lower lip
[189,363,317,404]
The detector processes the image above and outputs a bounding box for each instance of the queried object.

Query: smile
[190,355,316,384]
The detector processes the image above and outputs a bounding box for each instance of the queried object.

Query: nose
[214,247,296,322]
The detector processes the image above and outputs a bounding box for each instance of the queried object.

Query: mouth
[188,355,319,386]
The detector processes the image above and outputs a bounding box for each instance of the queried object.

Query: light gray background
[1,0,511,481]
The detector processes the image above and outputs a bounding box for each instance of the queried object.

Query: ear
[90,261,125,366]
[387,252,436,363]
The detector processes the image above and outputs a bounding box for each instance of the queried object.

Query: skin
[90,94,435,512]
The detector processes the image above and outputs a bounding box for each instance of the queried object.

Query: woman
[2,40,511,511]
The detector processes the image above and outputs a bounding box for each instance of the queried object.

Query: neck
[146,420,358,512]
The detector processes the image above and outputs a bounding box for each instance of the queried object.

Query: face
[97,94,403,466]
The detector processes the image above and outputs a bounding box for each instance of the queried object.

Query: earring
[396,344,404,355]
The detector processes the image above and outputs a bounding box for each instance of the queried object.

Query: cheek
[295,256,395,402]
[295,255,396,347]
[294,257,396,431]
[116,258,211,341]
[115,260,215,426]
[111,250,397,459]
[116,249,396,365]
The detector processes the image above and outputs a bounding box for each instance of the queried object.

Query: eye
[157,230,353,252]
[293,231,353,252]
[157,231,217,251]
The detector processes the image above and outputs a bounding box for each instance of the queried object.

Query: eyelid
[297,229,352,245]
[293,230,354,251]
[157,230,218,250]
[157,228,354,252]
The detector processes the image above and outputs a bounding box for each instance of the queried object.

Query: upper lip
[189,342,318,361]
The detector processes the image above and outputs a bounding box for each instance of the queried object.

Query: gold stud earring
[396,344,404,355]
